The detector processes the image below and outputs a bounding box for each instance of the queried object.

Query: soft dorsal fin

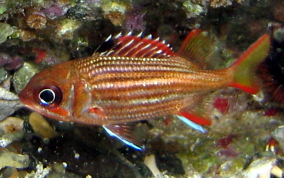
[96,32,176,58]
[177,29,215,69]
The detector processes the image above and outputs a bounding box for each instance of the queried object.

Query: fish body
[19,29,270,150]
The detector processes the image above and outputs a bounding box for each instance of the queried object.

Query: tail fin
[229,34,270,94]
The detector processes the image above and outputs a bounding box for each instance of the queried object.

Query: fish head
[19,62,77,122]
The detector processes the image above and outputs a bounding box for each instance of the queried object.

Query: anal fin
[178,94,212,128]
[178,111,211,126]
[174,114,206,133]
[103,123,145,151]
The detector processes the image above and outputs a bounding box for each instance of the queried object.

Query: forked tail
[229,34,270,94]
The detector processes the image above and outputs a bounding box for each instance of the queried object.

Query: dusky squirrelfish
[19,29,270,150]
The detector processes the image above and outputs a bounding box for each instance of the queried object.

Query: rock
[0,117,24,134]
[240,157,276,178]
[0,149,30,170]
[0,23,13,44]
[0,87,22,121]
[24,162,50,178]
[29,112,59,139]
[271,125,284,153]
[13,62,39,94]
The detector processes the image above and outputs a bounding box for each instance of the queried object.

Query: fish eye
[39,89,55,105]
[35,86,62,107]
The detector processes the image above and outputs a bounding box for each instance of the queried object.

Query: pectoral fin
[103,124,145,151]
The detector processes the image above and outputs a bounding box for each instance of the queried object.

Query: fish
[19,29,270,150]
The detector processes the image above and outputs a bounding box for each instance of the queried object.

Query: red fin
[177,29,214,69]
[228,34,270,94]
[102,33,175,58]
[229,83,258,94]
[179,94,213,126]
[178,111,211,126]
[103,123,144,151]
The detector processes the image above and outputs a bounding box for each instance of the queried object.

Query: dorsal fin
[97,32,176,58]
[177,29,215,69]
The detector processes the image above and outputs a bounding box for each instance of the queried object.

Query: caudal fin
[229,34,270,94]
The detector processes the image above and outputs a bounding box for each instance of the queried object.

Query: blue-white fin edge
[175,115,206,133]
[102,126,144,151]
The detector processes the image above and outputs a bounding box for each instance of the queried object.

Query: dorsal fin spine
[124,39,135,48]
[137,31,143,37]
[115,32,122,39]
[114,39,135,56]
[141,44,151,50]
[156,50,162,54]
[146,34,152,39]
[105,35,112,42]
[126,31,133,36]
[101,32,175,58]
[142,46,159,57]
[154,37,160,41]
[124,41,144,57]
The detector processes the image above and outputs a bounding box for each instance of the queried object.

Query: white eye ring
[38,89,55,105]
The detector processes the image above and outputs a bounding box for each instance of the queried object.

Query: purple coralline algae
[0,53,23,71]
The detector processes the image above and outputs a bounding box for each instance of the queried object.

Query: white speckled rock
[0,87,22,121]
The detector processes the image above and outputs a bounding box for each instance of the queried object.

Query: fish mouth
[18,90,42,114]
[18,96,37,112]
[18,91,32,108]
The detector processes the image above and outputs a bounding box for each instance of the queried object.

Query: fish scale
[77,56,193,75]
[77,56,231,87]
[73,55,233,124]
[101,97,187,122]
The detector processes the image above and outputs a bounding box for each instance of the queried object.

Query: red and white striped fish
[19,29,270,150]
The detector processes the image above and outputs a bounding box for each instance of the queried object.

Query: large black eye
[35,86,62,107]
[39,89,55,105]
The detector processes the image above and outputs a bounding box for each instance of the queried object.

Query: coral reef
[209,0,245,8]
[0,23,14,44]
[25,10,47,29]
[0,53,23,70]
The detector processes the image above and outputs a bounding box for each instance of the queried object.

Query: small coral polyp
[25,11,47,29]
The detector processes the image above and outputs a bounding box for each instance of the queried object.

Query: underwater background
[0,0,284,177]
